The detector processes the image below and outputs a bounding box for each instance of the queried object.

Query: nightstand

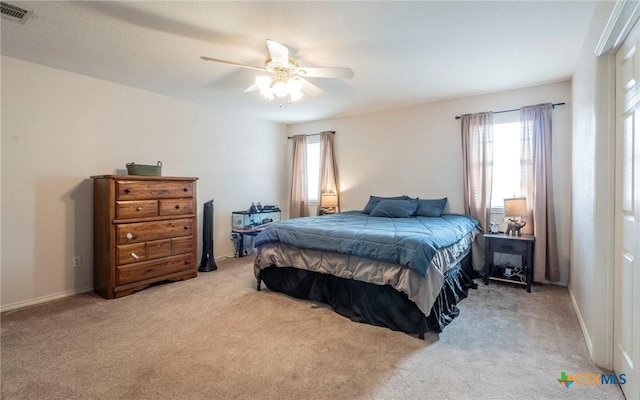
[484,233,535,292]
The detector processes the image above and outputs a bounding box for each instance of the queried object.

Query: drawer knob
[130,252,140,260]
[124,189,132,194]
[183,188,188,192]
[136,206,142,211]
[175,205,180,209]
[184,226,190,230]
[126,233,133,240]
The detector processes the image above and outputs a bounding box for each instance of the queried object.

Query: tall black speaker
[199,200,218,272]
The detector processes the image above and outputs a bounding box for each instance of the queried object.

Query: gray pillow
[415,198,448,217]
[369,199,419,218]
[362,195,408,214]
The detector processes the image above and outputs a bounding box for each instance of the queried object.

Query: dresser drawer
[116,200,158,219]
[116,254,193,286]
[172,236,194,255]
[116,218,194,244]
[147,239,172,259]
[159,199,194,216]
[116,180,194,200]
[116,240,174,265]
[116,243,147,265]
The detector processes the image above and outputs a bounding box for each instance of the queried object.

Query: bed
[253,196,481,338]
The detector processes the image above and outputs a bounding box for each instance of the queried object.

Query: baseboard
[568,284,593,356]
[1,255,240,313]
[544,280,568,287]
[1,285,94,313]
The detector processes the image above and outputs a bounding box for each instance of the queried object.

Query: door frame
[592,0,640,369]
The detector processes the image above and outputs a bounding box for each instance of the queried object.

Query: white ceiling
[1,1,597,124]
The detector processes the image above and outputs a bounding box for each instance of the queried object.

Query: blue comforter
[255,211,480,277]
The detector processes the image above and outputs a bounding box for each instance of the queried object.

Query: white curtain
[317,131,340,215]
[290,135,309,219]
[461,112,494,271]
[520,104,560,282]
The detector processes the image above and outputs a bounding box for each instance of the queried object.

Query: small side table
[484,233,535,292]
[232,209,281,257]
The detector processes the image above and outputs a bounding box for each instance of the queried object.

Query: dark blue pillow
[369,199,419,218]
[362,195,408,214]
[415,198,448,217]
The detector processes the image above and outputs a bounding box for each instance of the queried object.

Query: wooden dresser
[91,175,198,299]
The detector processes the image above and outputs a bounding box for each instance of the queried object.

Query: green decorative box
[126,161,162,176]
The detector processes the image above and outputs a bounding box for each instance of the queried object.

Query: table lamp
[503,197,527,236]
[321,193,339,214]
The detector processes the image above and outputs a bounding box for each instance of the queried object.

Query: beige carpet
[1,257,625,400]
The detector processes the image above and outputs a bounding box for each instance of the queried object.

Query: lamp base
[505,218,527,236]
[319,207,337,216]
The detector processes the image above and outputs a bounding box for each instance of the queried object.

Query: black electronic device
[199,200,218,272]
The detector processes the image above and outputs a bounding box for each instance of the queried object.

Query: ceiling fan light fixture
[255,74,301,101]
[289,90,303,102]
[272,80,289,98]
[256,75,271,89]
[287,77,302,92]
[255,75,275,99]
[261,89,275,100]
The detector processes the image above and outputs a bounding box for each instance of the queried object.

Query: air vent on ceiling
[1,2,33,24]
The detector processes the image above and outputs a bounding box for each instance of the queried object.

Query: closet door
[614,16,640,400]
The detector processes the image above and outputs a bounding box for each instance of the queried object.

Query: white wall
[0,56,288,310]
[570,1,618,369]
[287,81,572,284]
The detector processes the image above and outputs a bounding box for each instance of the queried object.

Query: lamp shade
[321,193,338,208]
[504,197,527,217]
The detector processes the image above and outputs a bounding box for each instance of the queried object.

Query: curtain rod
[454,102,565,120]
[287,130,335,139]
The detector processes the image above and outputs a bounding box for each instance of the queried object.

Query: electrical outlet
[73,256,82,268]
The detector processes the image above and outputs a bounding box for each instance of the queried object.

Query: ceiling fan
[201,39,354,102]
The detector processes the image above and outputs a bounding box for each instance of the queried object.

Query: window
[306,136,320,203]
[491,114,523,210]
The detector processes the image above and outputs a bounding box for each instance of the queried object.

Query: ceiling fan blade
[299,78,324,97]
[298,67,354,79]
[266,39,289,65]
[243,83,259,93]
[200,56,266,72]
